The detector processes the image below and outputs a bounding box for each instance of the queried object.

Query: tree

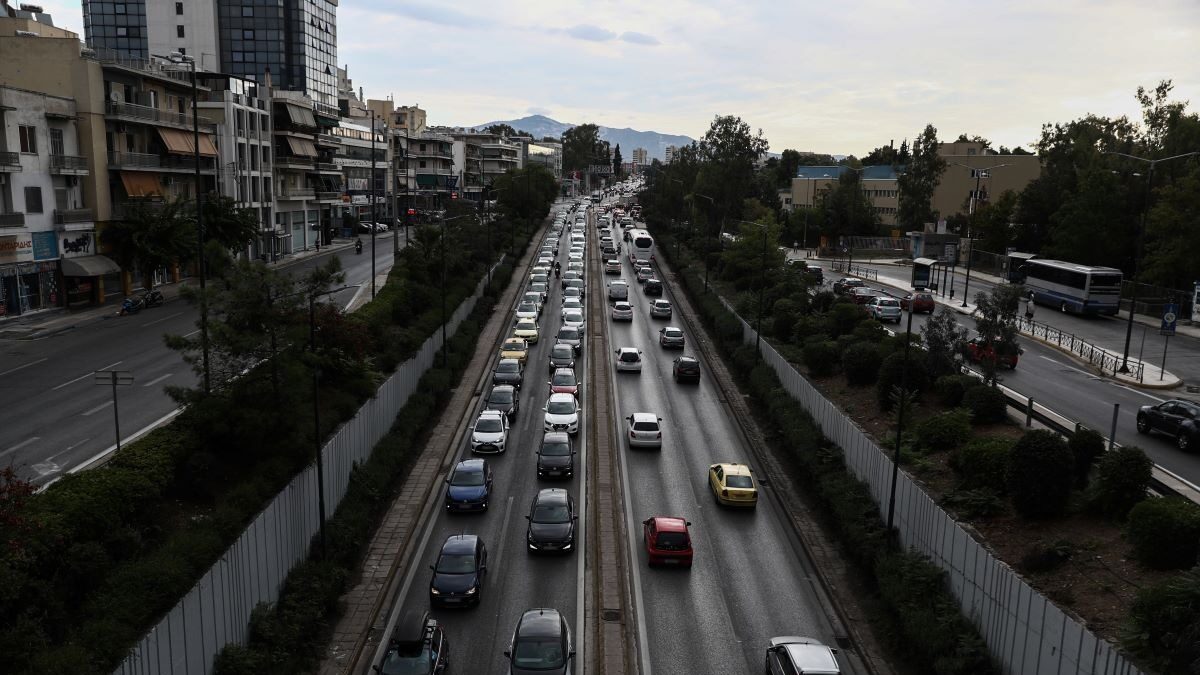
[101,196,196,289]
[972,284,1022,384]
[484,123,518,137]
[562,123,607,172]
[202,194,260,252]
[821,170,879,237]
[774,149,803,187]
[897,124,947,229]
[954,133,993,151]
[718,211,785,291]
[494,165,558,223]
[861,144,900,167]
[997,145,1033,155]
[1140,163,1200,288]
[612,143,623,177]
[694,115,769,234]
[921,306,967,377]
[970,189,1018,254]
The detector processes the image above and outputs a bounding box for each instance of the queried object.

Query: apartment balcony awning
[285,136,318,158]
[61,255,121,277]
[283,103,317,128]
[119,172,162,197]
[156,128,218,157]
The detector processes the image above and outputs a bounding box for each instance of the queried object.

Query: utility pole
[370,111,378,298]
[951,162,1009,307]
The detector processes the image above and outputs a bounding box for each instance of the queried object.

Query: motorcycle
[140,288,164,309]
[355,239,364,254]
[119,295,145,316]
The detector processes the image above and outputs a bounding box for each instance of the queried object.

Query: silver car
[867,296,903,324]
[659,326,686,349]
[556,325,583,354]
[615,347,643,373]
[611,301,634,321]
[649,299,672,319]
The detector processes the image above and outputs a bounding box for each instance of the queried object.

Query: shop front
[0,232,62,317]
[58,231,121,307]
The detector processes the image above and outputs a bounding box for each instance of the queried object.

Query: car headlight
[430,587,441,595]
[465,587,477,595]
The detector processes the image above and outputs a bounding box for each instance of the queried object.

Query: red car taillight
[630,430,636,438]
[656,432,662,438]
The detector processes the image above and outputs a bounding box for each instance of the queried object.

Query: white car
[615,347,643,373]
[605,259,622,275]
[470,410,509,454]
[626,412,663,449]
[516,301,539,321]
[561,298,584,315]
[568,261,585,275]
[530,282,549,301]
[568,252,584,264]
[562,310,586,330]
[544,393,581,435]
[556,325,583,354]
[611,301,634,321]
[867,296,903,324]
[563,286,583,302]
[649,299,673,319]
[522,291,544,312]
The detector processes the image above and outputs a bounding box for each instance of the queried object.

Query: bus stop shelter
[912,257,942,291]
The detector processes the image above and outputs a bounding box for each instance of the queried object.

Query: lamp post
[439,213,475,368]
[687,192,715,292]
[1103,151,1198,372]
[369,111,379,298]
[668,177,684,257]
[950,162,1009,306]
[886,296,917,538]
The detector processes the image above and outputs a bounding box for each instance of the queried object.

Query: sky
[37,0,1200,157]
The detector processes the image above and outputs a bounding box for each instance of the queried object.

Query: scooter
[119,295,145,316]
[355,239,364,254]
[140,288,164,309]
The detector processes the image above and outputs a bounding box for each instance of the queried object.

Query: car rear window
[632,421,658,432]
[655,532,688,549]
[726,475,753,488]
[620,352,640,362]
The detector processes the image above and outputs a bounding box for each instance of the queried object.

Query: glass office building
[82,0,149,58]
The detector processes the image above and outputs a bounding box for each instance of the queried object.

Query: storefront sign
[61,232,96,258]
[32,231,59,261]
[0,233,34,265]
[350,195,369,205]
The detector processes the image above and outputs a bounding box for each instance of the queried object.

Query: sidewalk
[815,255,1183,390]
[0,236,362,341]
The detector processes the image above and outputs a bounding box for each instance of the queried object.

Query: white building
[664,145,678,163]
[631,147,648,166]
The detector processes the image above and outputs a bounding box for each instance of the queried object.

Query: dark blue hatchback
[445,459,493,512]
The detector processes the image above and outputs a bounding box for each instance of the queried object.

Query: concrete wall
[146,0,219,71]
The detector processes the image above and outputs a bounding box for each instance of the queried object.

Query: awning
[61,255,121,277]
[285,136,318,158]
[196,133,218,157]
[157,128,193,154]
[913,257,940,266]
[120,172,161,197]
[285,103,316,128]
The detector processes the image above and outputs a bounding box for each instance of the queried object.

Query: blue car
[445,459,493,512]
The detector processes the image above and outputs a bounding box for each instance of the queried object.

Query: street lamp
[439,213,475,368]
[949,161,1009,306]
[369,111,379,298]
[886,292,917,538]
[686,192,715,292]
[159,51,210,394]
[668,177,684,258]
[732,219,771,359]
[1103,150,1199,372]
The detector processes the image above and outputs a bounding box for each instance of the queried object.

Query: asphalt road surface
[0,234,400,484]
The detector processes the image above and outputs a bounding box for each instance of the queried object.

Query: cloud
[364,1,485,28]
[619,31,660,46]
[565,24,617,42]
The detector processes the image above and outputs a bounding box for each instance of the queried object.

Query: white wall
[147,0,219,71]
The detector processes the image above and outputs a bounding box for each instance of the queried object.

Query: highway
[0,234,400,484]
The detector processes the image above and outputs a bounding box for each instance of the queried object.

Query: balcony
[408,148,452,160]
[0,151,20,172]
[416,167,454,176]
[0,212,26,227]
[50,154,90,174]
[309,162,341,175]
[273,155,315,170]
[281,187,315,199]
[106,100,202,131]
[108,151,216,172]
[316,191,342,202]
[54,208,94,230]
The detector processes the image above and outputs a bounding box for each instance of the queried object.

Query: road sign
[1161,302,1178,336]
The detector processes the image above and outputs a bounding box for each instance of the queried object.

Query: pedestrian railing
[829,260,879,282]
[1015,316,1145,382]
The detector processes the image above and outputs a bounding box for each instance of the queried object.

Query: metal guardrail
[0,212,25,227]
[1015,316,1146,382]
[108,151,216,171]
[829,260,879,282]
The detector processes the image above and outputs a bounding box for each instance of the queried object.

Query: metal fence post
[1109,403,1120,450]
[1026,397,1034,427]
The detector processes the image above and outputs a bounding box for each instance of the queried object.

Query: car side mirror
[503,650,511,658]
[372,666,383,674]
[686,521,692,526]
[429,564,436,571]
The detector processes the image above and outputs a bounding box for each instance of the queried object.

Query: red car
[964,337,1022,369]
[901,291,936,313]
[849,288,878,305]
[548,367,581,395]
[642,516,693,568]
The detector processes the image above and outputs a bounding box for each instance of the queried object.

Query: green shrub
[935,374,979,408]
[811,290,836,313]
[1122,568,1200,673]
[1006,430,1074,519]
[950,437,1014,492]
[793,316,831,342]
[962,385,1008,425]
[1090,445,1153,519]
[803,340,840,377]
[915,409,973,452]
[829,302,869,337]
[842,342,883,386]
[877,351,931,411]
[772,298,801,341]
[1126,498,1200,570]
[851,319,886,343]
[1067,428,1105,488]
[941,488,1006,519]
[1019,540,1074,573]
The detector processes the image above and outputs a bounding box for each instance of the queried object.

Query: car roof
[548,392,576,402]
[553,367,576,377]
[492,383,516,393]
[542,431,569,444]
[777,639,839,672]
[713,462,752,476]
[440,534,479,555]
[663,326,683,334]
[618,347,640,354]
[454,458,486,473]
[478,409,505,420]
[552,343,573,353]
[614,301,631,307]
[517,608,564,638]
[650,516,688,531]
[392,610,433,648]
[497,358,520,367]
[677,355,698,363]
[631,411,658,423]
[535,488,569,505]
[502,338,526,346]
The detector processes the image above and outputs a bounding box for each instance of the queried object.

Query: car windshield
[380,648,432,675]
[450,468,485,486]
[727,475,754,489]
[655,532,689,550]
[558,328,579,340]
[541,440,570,456]
[532,504,570,523]
[553,346,572,358]
[552,372,576,386]
[547,400,576,414]
[565,312,583,322]
[436,553,476,574]
[476,417,504,433]
[517,321,536,331]
[490,389,513,404]
[497,362,518,373]
[503,341,525,351]
[880,299,899,307]
[512,638,565,669]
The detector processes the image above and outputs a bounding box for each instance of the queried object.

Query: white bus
[1022,259,1123,315]
[627,228,655,265]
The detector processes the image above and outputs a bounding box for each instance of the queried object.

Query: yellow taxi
[512,319,540,344]
[499,337,529,365]
[708,463,758,508]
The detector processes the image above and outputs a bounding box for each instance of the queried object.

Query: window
[49,128,64,156]
[177,25,185,38]
[18,126,36,154]
[241,6,253,17]
[24,186,43,213]
[175,2,183,15]
[178,47,186,55]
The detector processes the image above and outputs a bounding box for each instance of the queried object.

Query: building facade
[664,145,677,163]
[631,147,648,166]
[930,142,1041,221]
[788,165,901,227]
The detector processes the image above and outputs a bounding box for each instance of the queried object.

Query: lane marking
[142,373,174,388]
[81,401,113,416]
[488,496,516,581]
[182,329,200,338]
[0,436,40,458]
[0,357,48,378]
[1037,355,1167,402]
[141,311,184,328]
[53,360,123,390]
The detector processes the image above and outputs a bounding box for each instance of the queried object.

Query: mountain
[469,114,694,162]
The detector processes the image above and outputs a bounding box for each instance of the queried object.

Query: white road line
[53,360,123,390]
[141,311,183,328]
[81,401,113,416]
[1036,355,1167,402]
[142,373,174,388]
[182,329,200,338]
[0,436,40,458]
[0,357,48,378]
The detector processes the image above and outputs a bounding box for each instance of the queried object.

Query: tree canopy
[897,123,947,229]
[562,123,610,173]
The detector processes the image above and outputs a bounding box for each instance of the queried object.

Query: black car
[832,277,865,295]
[429,534,487,607]
[643,278,664,296]
[376,610,449,675]
[548,343,575,372]
[673,355,701,383]
[445,458,493,512]
[526,488,577,554]
[486,384,520,418]
[537,432,576,479]
[503,608,574,675]
[493,358,523,388]
[1137,399,1200,451]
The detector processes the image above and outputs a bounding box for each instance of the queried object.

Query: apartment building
[525,140,562,179]
[631,147,648,166]
[787,165,902,227]
[271,89,333,256]
[930,141,1041,220]
[664,145,677,163]
[331,117,389,224]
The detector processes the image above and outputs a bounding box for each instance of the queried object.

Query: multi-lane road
[0,234,400,484]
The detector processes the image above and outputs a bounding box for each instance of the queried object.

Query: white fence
[112,264,498,675]
[720,298,1144,675]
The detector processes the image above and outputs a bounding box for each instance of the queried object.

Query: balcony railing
[0,151,20,169]
[273,155,315,169]
[108,151,216,171]
[282,187,315,198]
[316,191,342,201]
[408,149,453,159]
[311,162,339,172]
[416,168,454,176]
[50,155,89,173]
[0,212,26,227]
[106,100,206,130]
[54,208,94,225]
